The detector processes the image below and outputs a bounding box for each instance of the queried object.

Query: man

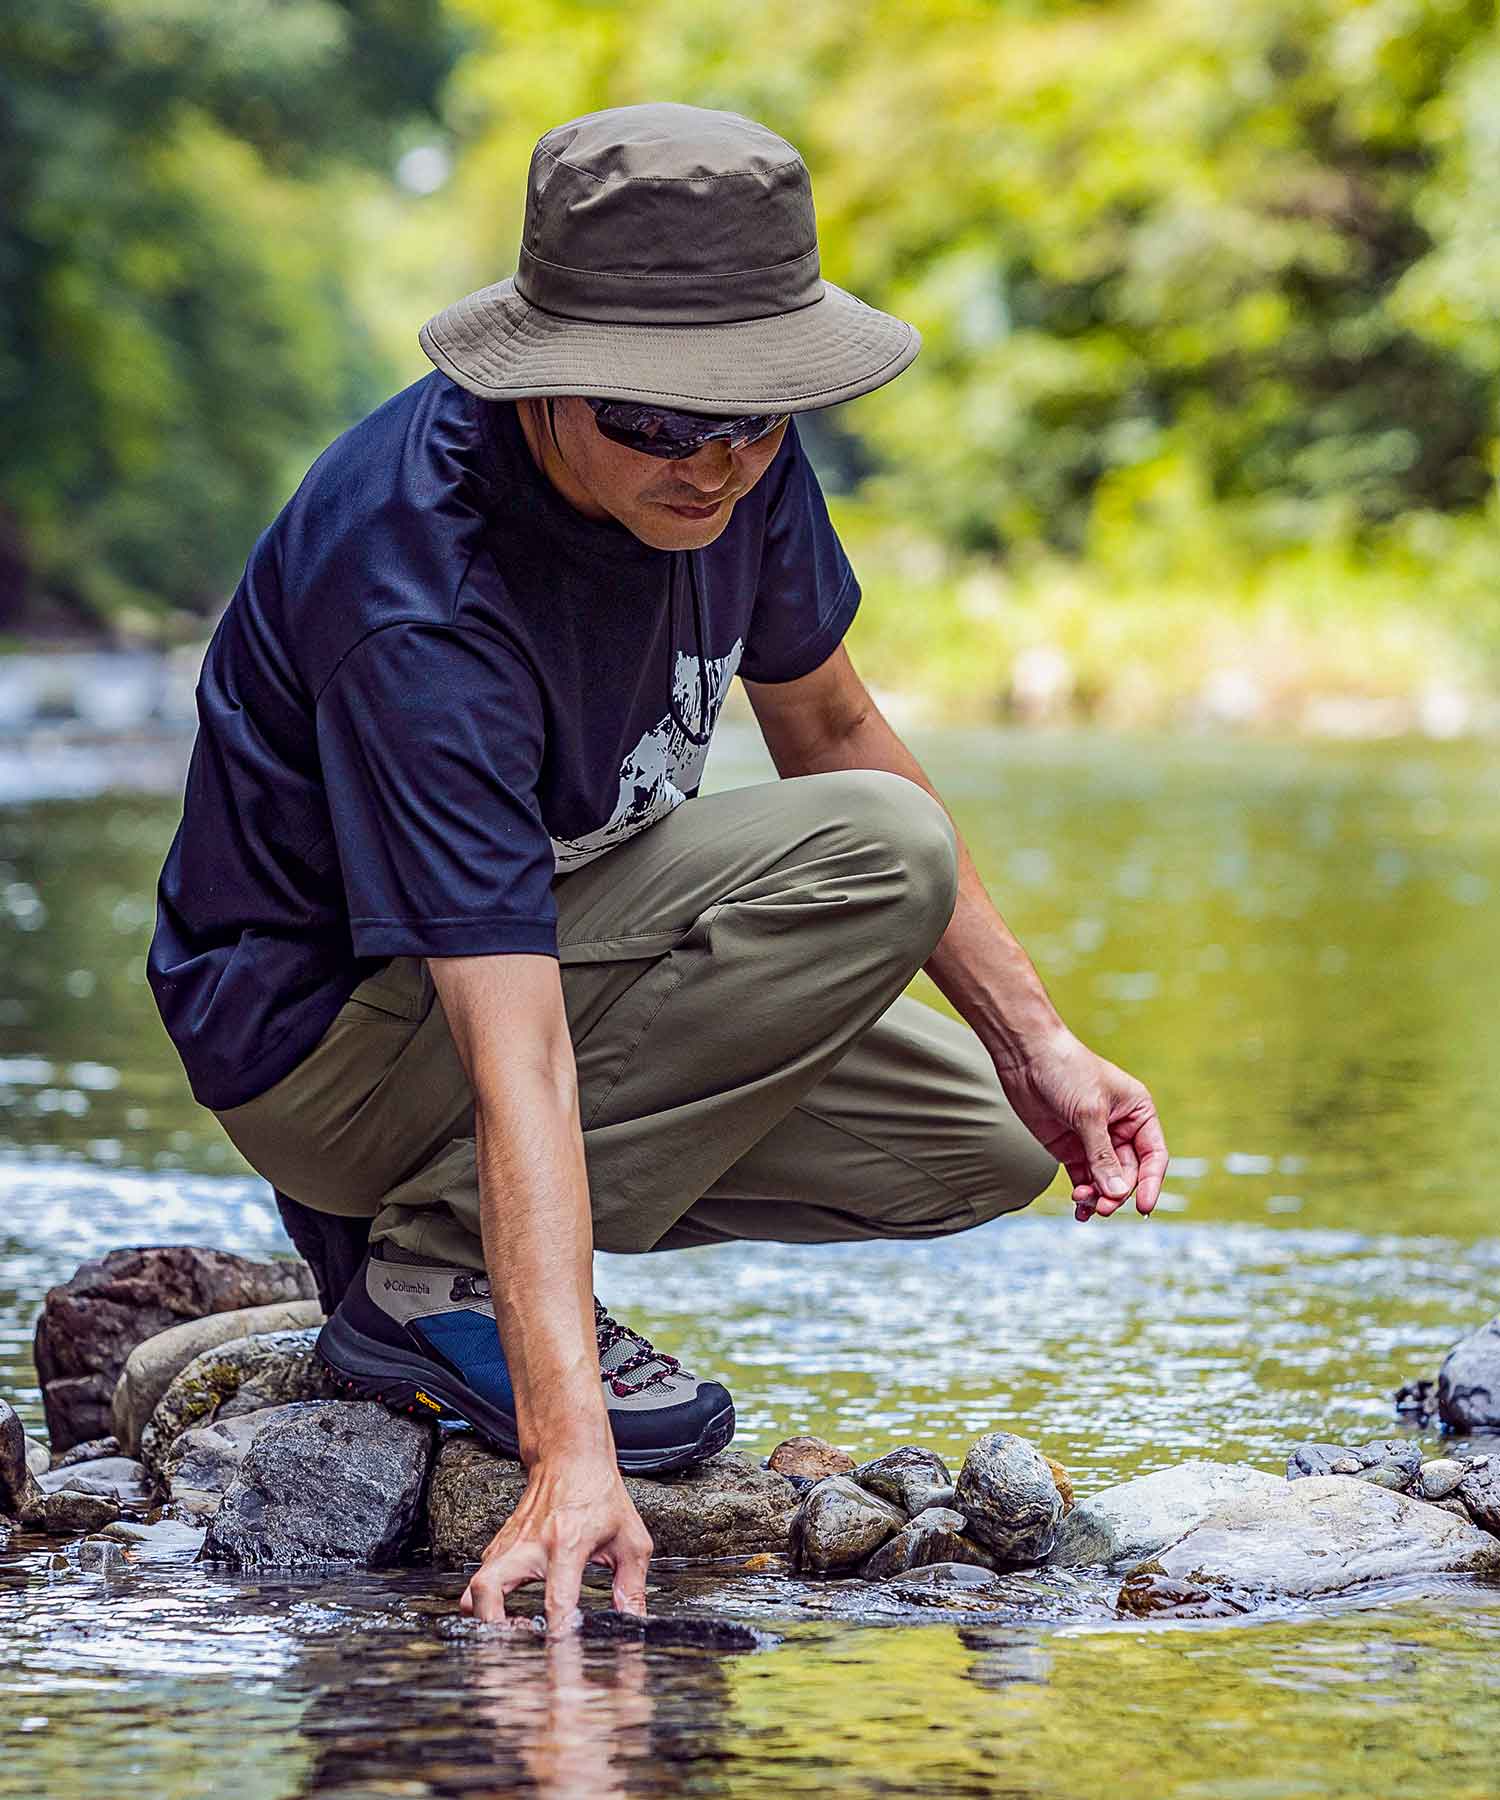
[148,102,1167,1632]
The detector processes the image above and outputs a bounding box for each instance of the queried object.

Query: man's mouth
[662,496,733,518]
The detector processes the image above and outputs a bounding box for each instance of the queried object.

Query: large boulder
[33,1247,316,1449]
[139,1328,341,1482]
[162,1404,323,1521]
[202,1402,434,1569]
[112,1300,324,1455]
[427,1441,798,1565]
[1052,1461,1286,1570]
[788,1476,905,1575]
[1438,1316,1500,1433]
[953,1432,1064,1565]
[1117,1476,1500,1617]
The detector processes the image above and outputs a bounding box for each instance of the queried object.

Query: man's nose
[676,442,736,492]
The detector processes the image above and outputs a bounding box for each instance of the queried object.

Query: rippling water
[2,722,1498,1797]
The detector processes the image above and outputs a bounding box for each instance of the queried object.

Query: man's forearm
[769,702,1066,1067]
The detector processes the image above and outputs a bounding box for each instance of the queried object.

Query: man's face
[521,397,790,550]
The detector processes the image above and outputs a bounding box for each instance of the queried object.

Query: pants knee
[965,1133,1060,1225]
[822,769,960,956]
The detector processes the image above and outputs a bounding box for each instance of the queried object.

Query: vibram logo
[413,1390,443,1412]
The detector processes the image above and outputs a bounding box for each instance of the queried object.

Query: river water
[1,721,1498,1798]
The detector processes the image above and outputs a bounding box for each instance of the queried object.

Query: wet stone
[578,1609,775,1652]
[1415,1459,1467,1502]
[1050,1461,1284,1572]
[203,1401,434,1570]
[1117,1476,1500,1617]
[788,1476,906,1575]
[50,1434,120,1471]
[23,1436,49,1480]
[854,1446,954,1518]
[140,1328,342,1482]
[41,1488,127,1535]
[76,1536,131,1574]
[1,1397,31,1516]
[953,1432,1064,1565]
[99,1516,208,1562]
[1394,1376,1440,1427]
[163,1403,323,1523]
[1457,1460,1500,1537]
[766,1435,855,1481]
[1286,1438,1422,1492]
[1439,1315,1500,1434]
[860,1505,996,1580]
[36,1456,150,1508]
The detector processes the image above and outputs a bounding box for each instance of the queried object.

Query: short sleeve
[738,419,861,683]
[314,622,559,958]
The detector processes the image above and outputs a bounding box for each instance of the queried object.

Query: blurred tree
[0,0,466,634]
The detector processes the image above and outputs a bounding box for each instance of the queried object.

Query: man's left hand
[992,1027,1169,1221]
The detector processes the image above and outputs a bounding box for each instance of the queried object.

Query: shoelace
[449,1273,681,1396]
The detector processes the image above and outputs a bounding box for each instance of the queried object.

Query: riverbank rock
[33,1246,316,1449]
[0,1398,42,1519]
[24,1436,49,1480]
[1287,1438,1422,1492]
[1456,1457,1499,1536]
[952,1432,1064,1564]
[162,1403,323,1521]
[860,1505,996,1579]
[854,1447,955,1518]
[36,1457,150,1507]
[427,1441,798,1565]
[1051,1461,1284,1570]
[139,1328,342,1482]
[789,1477,906,1574]
[767,1436,855,1482]
[113,1300,324,1454]
[203,1402,434,1569]
[1117,1476,1500,1617]
[1438,1316,1500,1433]
[49,1435,119,1470]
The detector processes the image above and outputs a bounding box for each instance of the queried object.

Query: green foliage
[0,0,463,632]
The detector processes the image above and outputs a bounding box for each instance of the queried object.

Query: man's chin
[629,500,735,550]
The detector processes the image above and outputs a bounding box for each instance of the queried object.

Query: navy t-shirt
[147,371,860,1110]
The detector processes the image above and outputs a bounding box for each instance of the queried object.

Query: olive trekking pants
[213,772,1059,1282]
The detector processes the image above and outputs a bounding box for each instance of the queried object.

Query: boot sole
[315,1310,735,1474]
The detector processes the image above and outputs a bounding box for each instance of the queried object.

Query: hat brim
[418,276,919,415]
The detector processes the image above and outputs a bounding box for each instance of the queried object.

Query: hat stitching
[519,246,818,284]
[534,142,805,187]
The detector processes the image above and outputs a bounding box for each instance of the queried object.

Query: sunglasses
[583,396,790,460]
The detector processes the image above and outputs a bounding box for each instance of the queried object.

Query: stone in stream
[39,1489,129,1535]
[36,1456,150,1508]
[23,1436,49,1480]
[49,1434,120,1471]
[1414,1459,1467,1502]
[1438,1315,1500,1433]
[113,1300,324,1455]
[428,1441,799,1565]
[163,1403,324,1522]
[766,1436,855,1481]
[788,1476,906,1575]
[952,1432,1064,1565]
[1117,1476,1500,1618]
[860,1505,996,1579]
[98,1516,209,1562]
[0,1397,42,1519]
[1393,1376,1440,1427]
[33,1246,316,1450]
[1050,1461,1285,1571]
[139,1327,342,1482]
[1286,1438,1422,1492]
[1457,1458,1500,1537]
[853,1446,954,1518]
[578,1610,775,1652]
[203,1402,434,1570]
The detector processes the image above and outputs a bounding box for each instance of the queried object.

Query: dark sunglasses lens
[586,399,787,458]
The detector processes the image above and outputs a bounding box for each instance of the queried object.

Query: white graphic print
[551,638,744,872]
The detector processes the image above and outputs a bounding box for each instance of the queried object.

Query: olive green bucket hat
[418,101,920,417]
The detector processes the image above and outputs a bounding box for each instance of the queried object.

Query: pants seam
[784,1096,984,1227]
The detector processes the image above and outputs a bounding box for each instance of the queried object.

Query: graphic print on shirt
[551,639,744,872]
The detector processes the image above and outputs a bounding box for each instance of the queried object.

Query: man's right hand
[459,1452,654,1632]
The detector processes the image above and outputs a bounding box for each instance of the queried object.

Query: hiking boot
[314,1246,735,1473]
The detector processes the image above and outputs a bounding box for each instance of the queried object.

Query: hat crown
[516,102,823,326]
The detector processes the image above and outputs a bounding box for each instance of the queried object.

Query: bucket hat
[418,101,920,417]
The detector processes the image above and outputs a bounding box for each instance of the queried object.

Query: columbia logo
[382,1277,431,1295]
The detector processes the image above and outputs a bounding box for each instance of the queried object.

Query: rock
[1438,1316,1500,1433]
[860,1505,996,1579]
[428,1441,798,1565]
[853,1446,954,1517]
[98,1516,208,1562]
[24,1437,49,1479]
[952,1432,1064,1564]
[767,1435,855,1481]
[113,1300,325,1455]
[0,1397,34,1517]
[50,1435,120,1470]
[40,1489,128,1535]
[1045,1457,1075,1514]
[139,1328,342,1482]
[1117,1476,1500,1617]
[1286,1438,1422,1492]
[36,1457,150,1507]
[1457,1460,1500,1537]
[1393,1376,1439,1426]
[76,1537,131,1574]
[1051,1461,1285,1571]
[202,1402,433,1569]
[34,1246,317,1450]
[163,1403,323,1521]
[789,1476,906,1575]
[578,1610,772,1652]
[1415,1459,1467,1502]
